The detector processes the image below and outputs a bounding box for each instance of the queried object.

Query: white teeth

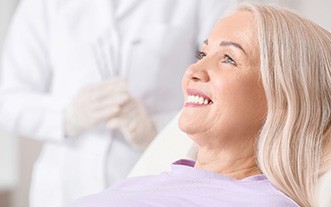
[198,97,204,104]
[186,95,212,105]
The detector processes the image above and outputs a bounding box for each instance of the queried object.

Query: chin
[178,110,189,132]
[178,109,198,135]
[178,115,204,147]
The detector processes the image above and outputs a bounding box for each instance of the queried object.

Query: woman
[0,0,233,206]
[69,3,331,207]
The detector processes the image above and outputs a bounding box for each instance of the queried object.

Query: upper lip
[187,88,212,101]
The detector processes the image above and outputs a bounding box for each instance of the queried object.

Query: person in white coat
[0,0,234,206]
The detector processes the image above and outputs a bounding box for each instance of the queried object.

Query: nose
[185,63,210,82]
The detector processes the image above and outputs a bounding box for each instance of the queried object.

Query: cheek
[219,77,266,121]
[236,84,266,124]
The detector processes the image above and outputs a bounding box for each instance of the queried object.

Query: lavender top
[68,159,299,207]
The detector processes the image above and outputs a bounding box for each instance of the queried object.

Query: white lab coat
[0,0,233,206]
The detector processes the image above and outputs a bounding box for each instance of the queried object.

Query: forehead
[207,11,258,55]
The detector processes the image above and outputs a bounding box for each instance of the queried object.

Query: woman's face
[179,11,267,148]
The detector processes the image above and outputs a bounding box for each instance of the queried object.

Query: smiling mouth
[186,95,213,105]
[185,88,213,106]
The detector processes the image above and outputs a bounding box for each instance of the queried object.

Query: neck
[194,144,261,180]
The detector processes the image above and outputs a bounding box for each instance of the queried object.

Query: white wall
[0,1,19,207]
[0,1,42,207]
[299,0,331,31]
[0,0,19,192]
[0,0,18,50]
[0,132,18,191]
[12,139,42,207]
[239,0,331,31]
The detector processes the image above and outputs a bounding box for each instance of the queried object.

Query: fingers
[84,79,129,101]
[93,92,130,111]
[91,92,135,123]
[67,80,130,132]
[106,118,135,144]
[77,79,131,114]
[105,99,157,149]
[106,117,120,129]
[105,99,140,131]
[92,105,121,123]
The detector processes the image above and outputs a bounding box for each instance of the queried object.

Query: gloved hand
[64,79,129,137]
[106,96,157,149]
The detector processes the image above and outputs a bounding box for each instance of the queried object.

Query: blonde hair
[236,3,331,207]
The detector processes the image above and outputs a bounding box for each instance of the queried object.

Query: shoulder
[258,182,300,207]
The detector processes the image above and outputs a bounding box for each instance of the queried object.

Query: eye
[195,51,207,60]
[222,54,236,66]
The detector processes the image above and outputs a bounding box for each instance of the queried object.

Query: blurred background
[0,0,330,206]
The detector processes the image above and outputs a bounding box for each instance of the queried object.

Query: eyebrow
[203,39,247,54]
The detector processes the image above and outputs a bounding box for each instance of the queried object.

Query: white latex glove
[107,97,157,149]
[64,79,129,137]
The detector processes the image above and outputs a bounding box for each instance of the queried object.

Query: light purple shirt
[68,159,299,207]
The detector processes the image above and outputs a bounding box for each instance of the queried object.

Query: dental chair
[128,112,196,177]
[128,112,331,207]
